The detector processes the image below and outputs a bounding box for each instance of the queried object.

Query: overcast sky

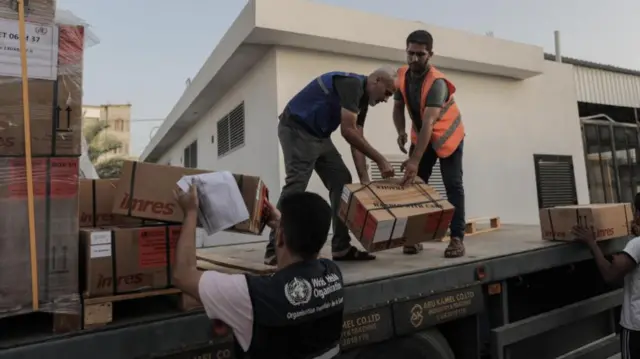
[56,0,640,156]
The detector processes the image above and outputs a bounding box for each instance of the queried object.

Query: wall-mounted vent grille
[217,102,245,157]
[183,140,198,168]
[533,154,578,208]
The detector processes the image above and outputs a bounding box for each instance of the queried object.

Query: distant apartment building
[82,104,132,155]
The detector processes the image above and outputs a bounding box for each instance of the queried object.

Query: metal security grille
[370,159,403,181]
[369,157,447,199]
[217,102,245,157]
[533,154,578,209]
[429,161,448,200]
[581,115,640,204]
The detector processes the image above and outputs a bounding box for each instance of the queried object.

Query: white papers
[177,171,249,235]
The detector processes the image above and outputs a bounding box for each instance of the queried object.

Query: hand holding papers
[176,171,249,235]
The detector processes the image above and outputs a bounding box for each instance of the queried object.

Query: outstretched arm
[573,226,639,285]
[171,185,202,300]
[350,125,370,183]
[334,76,386,165]
[350,104,370,182]
[393,91,408,154]
[409,79,448,164]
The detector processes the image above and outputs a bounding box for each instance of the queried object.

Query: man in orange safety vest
[392,30,466,258]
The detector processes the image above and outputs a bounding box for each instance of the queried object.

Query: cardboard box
[112,161,270,234]
[539,203,633,241]
[338,180,454,252]
[79,179,145,227]
[0,0,55,24]
[80,225,183,297]
[0,24,84,156]
[0,157,80,317]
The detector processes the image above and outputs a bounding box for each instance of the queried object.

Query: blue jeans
[410,140,466,240]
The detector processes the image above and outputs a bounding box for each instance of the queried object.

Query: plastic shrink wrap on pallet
[0,0,99,319]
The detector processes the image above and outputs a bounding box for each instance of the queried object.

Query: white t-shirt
[198,271,254,351]
[621,236,640,330]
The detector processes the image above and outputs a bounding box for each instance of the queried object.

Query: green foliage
[83,120,130,179]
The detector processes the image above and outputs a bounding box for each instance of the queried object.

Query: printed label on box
[353,201,367,236]
[372,216,408,243]
[90,244,111,258]
[424,210,454,236]
[0,18,59,80]
[7,158,47,198]
[90,231,111,245]
[138,227,178,268]
[49,158,78,198]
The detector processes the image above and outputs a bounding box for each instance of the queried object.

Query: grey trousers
[265,118,353,258]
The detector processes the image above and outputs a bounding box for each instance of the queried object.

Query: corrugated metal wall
[573,66,640,107]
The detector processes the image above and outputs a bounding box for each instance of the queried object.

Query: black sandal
[333,246,376,261]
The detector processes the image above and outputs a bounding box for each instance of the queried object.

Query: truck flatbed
[1,225,631,359]
[201,224,629,312]
[203,224,562,285]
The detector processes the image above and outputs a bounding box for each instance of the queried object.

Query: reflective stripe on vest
[410,98,456,144]
[398,65,464,158]
[316,72,353,95]
[317,76,330,94]
[431,111,462,150]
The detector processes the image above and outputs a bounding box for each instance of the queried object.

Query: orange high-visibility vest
[396,65,464,158]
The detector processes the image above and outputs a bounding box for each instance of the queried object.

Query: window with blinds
[533,154,578,208]
[369,156,448,199]
[217,102,245,157]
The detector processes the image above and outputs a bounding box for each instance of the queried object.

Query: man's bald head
[369,66,397,84]
[365,66,398,106]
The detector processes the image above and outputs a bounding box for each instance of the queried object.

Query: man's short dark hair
[280,192,332,259]
[406,30,433,51]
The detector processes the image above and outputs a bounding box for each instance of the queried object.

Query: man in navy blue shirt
[264,68,398,265]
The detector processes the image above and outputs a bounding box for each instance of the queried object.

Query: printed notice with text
[0,18,58,80]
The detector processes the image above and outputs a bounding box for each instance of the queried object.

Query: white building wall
[157,49,280,246]
[274,47,589,225]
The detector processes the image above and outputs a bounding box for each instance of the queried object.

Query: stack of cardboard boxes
[78,161,270,298]
[0,0,85,319]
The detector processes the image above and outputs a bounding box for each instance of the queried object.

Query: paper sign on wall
[0,18,58,80]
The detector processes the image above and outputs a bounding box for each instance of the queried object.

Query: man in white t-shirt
[573,215,640,358]
[170,184,345,359]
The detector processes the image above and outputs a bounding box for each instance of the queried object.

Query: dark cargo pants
[409,140,466,240]
[265,118,353,260]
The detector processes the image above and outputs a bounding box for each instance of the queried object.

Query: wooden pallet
[438,216,501,242]
[465,216,501,235]
[197,252,277,275]
[0,302,81,348]
[82,288,197,329]
[197,259,250,274]
[196,252,334,275]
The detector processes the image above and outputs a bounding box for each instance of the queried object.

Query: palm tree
[83,120,130,179]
